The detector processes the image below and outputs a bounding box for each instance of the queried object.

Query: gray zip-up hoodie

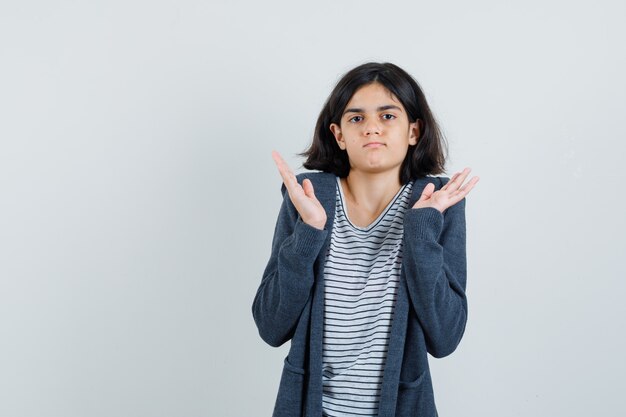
[252,171,468,417]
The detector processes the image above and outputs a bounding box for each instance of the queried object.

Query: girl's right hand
[272,150,327,230]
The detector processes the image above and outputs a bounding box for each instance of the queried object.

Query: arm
[402,179,468,358]
[252,181,328,347]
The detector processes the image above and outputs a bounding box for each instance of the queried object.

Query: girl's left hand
[412,167,480,213]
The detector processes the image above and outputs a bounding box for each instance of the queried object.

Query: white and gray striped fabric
[321,175,414,417]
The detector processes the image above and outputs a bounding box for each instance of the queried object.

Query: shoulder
[280,171,336,194]
[409,175,449,189]
[437,176,451,187]
[295,171,335,184]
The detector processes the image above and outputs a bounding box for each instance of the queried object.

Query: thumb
[302,179,316,199]
[418,182,435,201]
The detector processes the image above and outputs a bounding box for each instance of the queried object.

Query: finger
[454,176,480,196]
[272,150,299,192]
[302,178,316,199]
[442,172,460,191]
[448,167,471,192]
[419,182,435,200]
[272,150,292,176]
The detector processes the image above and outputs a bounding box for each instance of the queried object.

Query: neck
[341,169,403,214]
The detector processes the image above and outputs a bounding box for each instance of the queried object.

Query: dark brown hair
[298,62,448,184]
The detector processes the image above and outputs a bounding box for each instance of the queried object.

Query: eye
[382,113,396,120]
[348,115,363,123]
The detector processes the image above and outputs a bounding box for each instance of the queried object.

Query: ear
[330,123,346,150]
[408,119,422,146]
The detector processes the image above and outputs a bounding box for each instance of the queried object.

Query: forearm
[402,204,468,358]
[252,218,327,347]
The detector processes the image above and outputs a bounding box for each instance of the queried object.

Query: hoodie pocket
[272,356,306,417]
[395,369,435,416]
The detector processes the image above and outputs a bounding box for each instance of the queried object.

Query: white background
[1,1,625,416]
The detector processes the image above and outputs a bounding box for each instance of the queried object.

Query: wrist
[303,217,326,230]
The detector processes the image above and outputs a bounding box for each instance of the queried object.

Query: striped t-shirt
[321,176,414,417]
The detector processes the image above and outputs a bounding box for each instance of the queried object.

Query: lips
[364,142,385,148]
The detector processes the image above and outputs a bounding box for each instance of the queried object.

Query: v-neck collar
[335,176,409,232]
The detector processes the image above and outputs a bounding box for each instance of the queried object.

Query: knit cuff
[404,207,444,241]
[291,217,328,256]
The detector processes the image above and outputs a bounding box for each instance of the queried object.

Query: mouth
[363,142,385,148]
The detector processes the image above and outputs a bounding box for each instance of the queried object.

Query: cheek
[343,132,360,143]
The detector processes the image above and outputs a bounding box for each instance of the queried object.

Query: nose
[363,119,381,136]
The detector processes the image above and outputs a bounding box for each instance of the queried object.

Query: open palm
[272,150,327,230]
[413,167,480,213]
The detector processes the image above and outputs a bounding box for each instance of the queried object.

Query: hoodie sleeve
[252,178,329,347]
[402,177,468,358]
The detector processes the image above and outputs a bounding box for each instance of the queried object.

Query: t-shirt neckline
[335,176,408,232]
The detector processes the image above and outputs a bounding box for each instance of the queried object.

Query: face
[329,82,421,177]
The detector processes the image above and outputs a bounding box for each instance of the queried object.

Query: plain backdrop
[1,1,625,416]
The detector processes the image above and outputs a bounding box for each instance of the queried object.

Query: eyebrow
[343,105,403,116]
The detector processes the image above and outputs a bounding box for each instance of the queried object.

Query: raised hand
[413,167,480,213]
[272,150,327,230]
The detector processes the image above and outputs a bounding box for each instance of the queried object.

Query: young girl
[252,62,479,417]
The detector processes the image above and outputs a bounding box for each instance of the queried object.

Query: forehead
[347,82,401,106]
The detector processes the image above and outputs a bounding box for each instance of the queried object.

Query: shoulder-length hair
[298,62,448,184]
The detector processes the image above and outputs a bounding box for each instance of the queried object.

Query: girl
[252,62,479,417]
